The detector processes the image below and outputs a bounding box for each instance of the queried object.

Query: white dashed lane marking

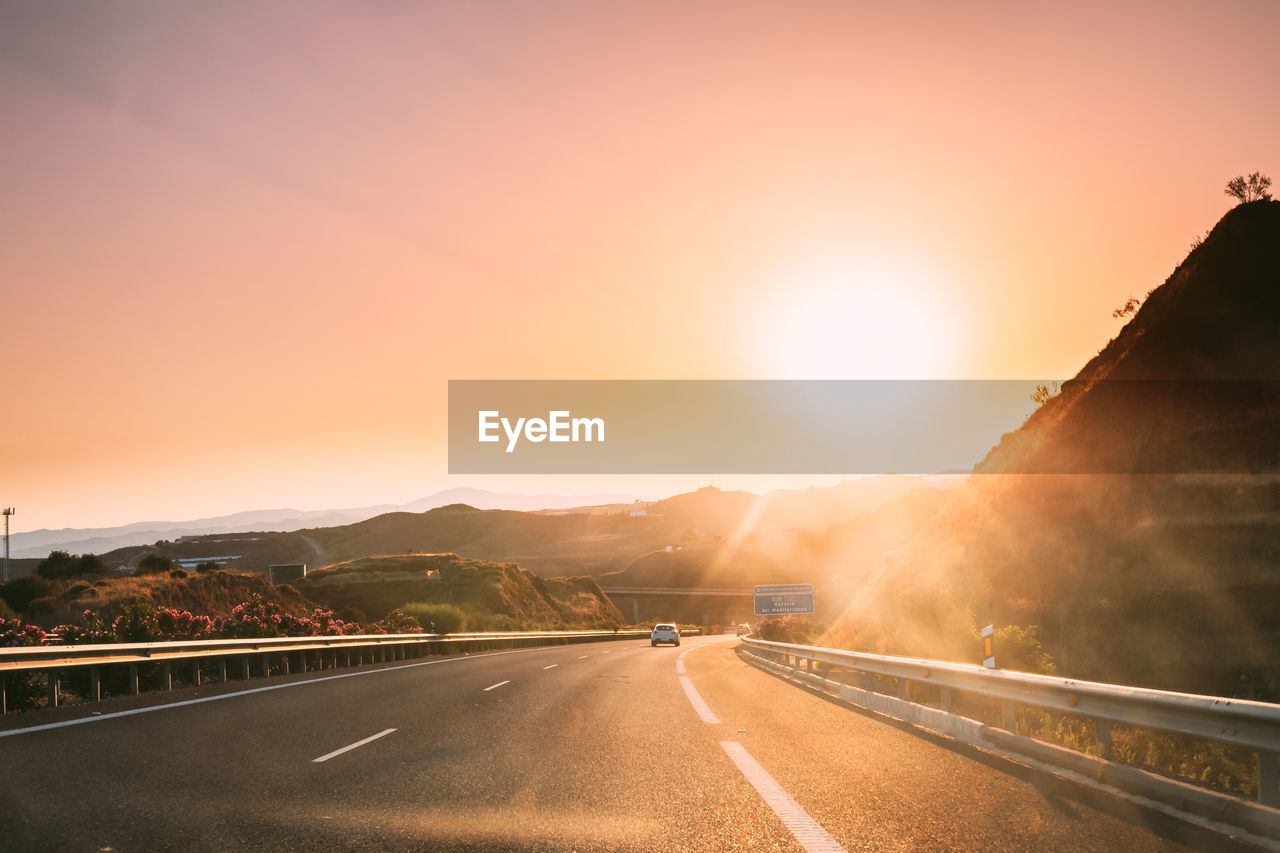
[679,675,720,724]
[312,728,396,764]
[720,741,846,853]
[483,681,510,692]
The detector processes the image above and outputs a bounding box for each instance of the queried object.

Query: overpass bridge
[600,585,755,625]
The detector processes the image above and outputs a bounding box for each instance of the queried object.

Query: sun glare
[756,256,959,379]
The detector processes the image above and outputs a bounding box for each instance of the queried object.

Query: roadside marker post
[982,624,995,669]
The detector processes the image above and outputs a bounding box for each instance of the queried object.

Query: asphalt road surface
[0,635,1261,851]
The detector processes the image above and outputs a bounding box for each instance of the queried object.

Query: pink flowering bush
[46,596,367,647]
[368,609,423,635]
[218,596,362,639]
[53,610,114,644]
[1,617,47,709]
[0,616,46,647]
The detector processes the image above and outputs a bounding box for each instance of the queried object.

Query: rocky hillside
[824,200,1280,696]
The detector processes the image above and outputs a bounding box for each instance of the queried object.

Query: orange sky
[2,1,1277,532]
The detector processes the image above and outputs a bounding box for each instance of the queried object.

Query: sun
[754,254,959,379]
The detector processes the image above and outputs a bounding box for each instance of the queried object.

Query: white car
[650,623,680,647]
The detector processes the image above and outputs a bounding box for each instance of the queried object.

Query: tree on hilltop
[1225,172,1272,204]
[1112,296,1140,320]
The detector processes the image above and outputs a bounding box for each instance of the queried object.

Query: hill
[302,477,940,577]
[12,478,947,591]
[824,200,1280,696]
[295,553,624,628]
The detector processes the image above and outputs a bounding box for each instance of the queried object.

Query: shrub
[0,575,56,613]
[37,550,108,580]
[25,596,59,617]
[112,603,165,642]
[402,602,467,634]
[53,611,114,644]
[979,624,1056,674]
[134,553,175,575]
[0,616,45,647]
[337,606,368,625]
[0,617,46,710]
[370,609,423,634]
[756,616,820,643]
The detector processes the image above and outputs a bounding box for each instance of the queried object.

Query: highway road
[0,635,1260,851]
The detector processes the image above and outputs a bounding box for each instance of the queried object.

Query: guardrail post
[1001,700,1016,732]
[379,648,387,664]
[241,657,250,680]
[1095,719,1113,757]
[219,657,227,683]
[344,651,351,668]
[129,663,139,695]
[282,654,289,676]
[1259,750,1279,808]
[1,673,6,714]
[297,651,306,674]
[46,671,59,708]
[940,687,952,712]
[192,660,201,687]
[896,678,907,700]
[261,653,271,678]
[161,662,172,691]
[89,666,101,702]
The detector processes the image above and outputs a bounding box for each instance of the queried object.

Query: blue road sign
[753,583,815,616]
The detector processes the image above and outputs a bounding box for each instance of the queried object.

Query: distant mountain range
[9,488,649,558]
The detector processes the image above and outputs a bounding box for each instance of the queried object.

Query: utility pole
[2,507,13,582]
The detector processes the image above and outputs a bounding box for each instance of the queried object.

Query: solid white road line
[483,680,510,691]
[720,741,846,853]
[542,664,558,670]
[0,646,564,739]
[679,675,720,724]
[313,728,396,763]
[676,659,686,674]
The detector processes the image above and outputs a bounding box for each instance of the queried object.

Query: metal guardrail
[741,636,1280,809]
[0,629,657,714]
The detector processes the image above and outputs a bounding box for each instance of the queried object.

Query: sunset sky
[2,1,1277,532]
